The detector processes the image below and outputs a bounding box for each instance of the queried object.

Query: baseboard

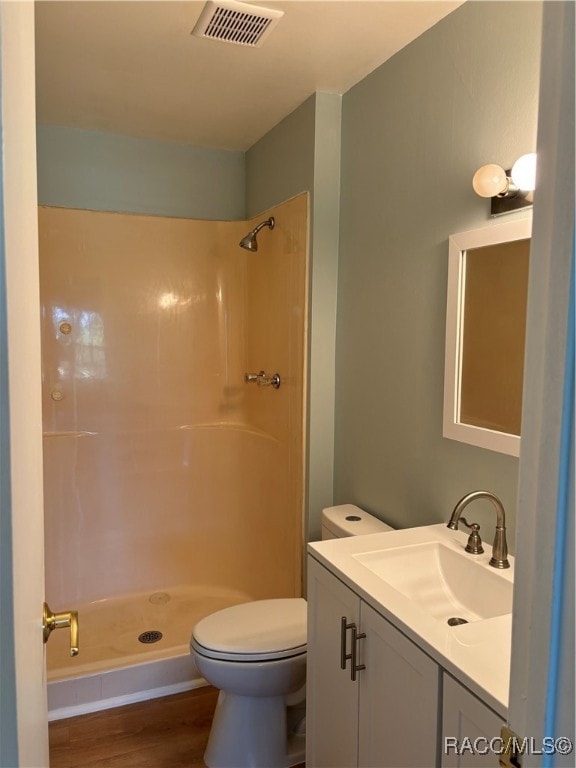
[48,677,208,721]
[48,652,207,721]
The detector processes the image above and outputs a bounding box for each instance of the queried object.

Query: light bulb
[511,152,537,191]
[472,164,509,198]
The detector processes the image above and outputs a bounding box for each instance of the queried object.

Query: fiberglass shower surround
[39,197,307,716]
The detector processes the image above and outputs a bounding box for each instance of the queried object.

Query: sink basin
[353,541,512,623]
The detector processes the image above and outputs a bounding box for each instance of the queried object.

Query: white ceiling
[35,1,463,151]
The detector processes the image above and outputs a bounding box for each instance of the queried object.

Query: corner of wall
[245,92,343,543]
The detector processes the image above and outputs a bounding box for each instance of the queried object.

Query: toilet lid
[191,598,307,662]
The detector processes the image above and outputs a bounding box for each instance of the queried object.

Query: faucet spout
[447,490,510,569]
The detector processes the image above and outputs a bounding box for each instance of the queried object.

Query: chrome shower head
[239,217,275,251]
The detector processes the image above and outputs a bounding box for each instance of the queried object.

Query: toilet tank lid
[192,598,307,657]
[322,504,394,536]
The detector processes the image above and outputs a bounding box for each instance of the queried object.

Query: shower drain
[447,617,469,626]
[138,630,163,644]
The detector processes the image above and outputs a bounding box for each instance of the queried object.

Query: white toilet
[190,504,393,768]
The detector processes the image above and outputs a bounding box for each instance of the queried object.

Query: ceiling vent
[192,0,284,48]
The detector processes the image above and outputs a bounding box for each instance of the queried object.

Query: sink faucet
[447,490,510,569]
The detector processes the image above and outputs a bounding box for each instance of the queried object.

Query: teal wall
[37,124,245,220]
[247,92,342,540]
[335,1,542,548]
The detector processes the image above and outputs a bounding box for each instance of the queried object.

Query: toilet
[190,504,393,768]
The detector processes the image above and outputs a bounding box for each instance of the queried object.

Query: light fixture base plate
[490,194,533,217]
[490,170,533,217]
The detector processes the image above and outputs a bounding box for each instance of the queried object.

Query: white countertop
[308,523,513,717]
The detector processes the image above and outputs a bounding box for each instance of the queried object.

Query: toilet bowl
[191,598,307,768]
[191,505,393,768]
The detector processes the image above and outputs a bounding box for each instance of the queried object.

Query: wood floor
[49,687,219,768]
[49,687,306,768]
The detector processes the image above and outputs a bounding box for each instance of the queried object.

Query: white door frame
[0,2,48,766]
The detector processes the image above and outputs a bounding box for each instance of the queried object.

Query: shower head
[239,217,275,251]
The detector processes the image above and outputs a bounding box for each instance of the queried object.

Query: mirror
[443,218,531,456]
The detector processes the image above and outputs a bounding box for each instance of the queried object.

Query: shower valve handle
[244,370,281,389]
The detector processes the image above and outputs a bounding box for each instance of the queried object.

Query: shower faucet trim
[245,370,281,389]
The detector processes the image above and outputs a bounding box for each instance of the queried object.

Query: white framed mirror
[443,217,532,456]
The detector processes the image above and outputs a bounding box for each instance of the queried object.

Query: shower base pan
[47,584,252,721]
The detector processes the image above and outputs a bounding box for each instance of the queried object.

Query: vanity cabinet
[306,556,440,767]
[441,675,505,768]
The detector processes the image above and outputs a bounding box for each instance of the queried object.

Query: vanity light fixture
[472,152,537,217]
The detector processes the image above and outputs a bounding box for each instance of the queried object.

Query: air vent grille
[192,1,284,48]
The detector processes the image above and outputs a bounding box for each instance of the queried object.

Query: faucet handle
[459,517,484,555]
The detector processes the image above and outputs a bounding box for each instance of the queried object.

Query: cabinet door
[441,674,504,767]
[358,602,440,768]
[306,557,361,768]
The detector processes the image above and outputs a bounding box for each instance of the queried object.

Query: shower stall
[39,194,308,717]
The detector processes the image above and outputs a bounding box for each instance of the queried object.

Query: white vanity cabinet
[441,675,505,768]
[306,556,440,767]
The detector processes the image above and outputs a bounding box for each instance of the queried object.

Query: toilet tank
[321,504,394,540]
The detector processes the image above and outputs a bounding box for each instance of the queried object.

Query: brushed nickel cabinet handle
[340,616,354,670]
[350,625,366,681]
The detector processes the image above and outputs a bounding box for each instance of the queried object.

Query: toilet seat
[191,598,307,662]
[191,638,307,662]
